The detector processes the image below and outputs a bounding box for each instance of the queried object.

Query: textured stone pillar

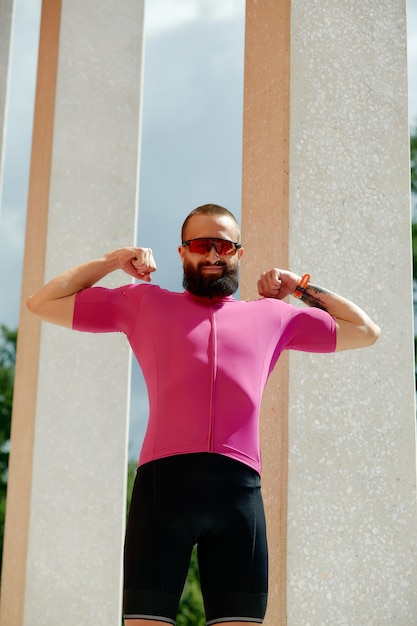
[287,1,416,624]
[0,1,145,625]
[241,1,416,624]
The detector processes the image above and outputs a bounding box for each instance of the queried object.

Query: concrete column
[241,0,417,624]
[287,1,416,624]
[0,1,145,625]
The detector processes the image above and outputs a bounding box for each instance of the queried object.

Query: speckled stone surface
[23,1,144,624]
[288,1,416,624]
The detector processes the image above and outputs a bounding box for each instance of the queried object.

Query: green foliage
[411,125,417,384]
[126,459,137,516]
[412,222,417,279]
[176,546,205,626]
[409,123,417,389]
[0,325,17,574]
[410,124,417,307]
[411,122,417,196]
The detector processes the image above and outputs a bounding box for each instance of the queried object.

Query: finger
[136,271,152,282]
[268,270,281,289]
[132,248,157,273]
[261,272,280,295]
[143,248,156,269]
[258,280,278,298]
[262,269,279,285]
[132,262,156,276]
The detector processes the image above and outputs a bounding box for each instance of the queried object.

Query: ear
[237,247,244,261]
[178,245,185,262]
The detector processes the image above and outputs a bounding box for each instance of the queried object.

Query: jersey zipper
[207,305,217,451]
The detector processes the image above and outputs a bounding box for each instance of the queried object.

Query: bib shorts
[123,452,268,625]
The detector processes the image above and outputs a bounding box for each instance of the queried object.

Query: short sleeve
[72,284,145,335]
[281,305,337,353]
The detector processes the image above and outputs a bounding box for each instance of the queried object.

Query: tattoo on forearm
[300,284,330,311]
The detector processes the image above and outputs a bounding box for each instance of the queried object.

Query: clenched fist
[107,247,157,281]
[257,269,301,300]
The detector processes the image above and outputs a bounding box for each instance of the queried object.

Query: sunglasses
[182,237,242,256]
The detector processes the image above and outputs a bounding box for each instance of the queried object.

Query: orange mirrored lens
[187,238,236,255]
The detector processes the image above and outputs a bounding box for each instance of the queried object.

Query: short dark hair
[181,204,241,242]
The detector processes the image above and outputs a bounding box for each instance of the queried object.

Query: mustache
[199,261,226,268]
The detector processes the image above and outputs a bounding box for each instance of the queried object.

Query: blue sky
[0,0,416,457]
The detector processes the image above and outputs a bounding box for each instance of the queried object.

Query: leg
[198,455,268,626]
[123,457,202,625]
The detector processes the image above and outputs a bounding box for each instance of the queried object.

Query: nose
[205,244,220,263]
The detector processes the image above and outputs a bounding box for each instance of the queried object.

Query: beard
[182,259,239,298]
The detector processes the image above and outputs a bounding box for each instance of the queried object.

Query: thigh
[123,458,196,622]
[197,457,268,623]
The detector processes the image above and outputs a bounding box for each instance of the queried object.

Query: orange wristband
[293,273,310,298]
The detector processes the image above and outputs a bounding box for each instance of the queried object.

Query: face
[178,214,244,298]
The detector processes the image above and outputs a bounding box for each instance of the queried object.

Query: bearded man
[27,203,380,626]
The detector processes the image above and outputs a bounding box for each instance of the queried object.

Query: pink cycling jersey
[73,284,336,473]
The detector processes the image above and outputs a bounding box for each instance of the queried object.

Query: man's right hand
[108,247,157,281]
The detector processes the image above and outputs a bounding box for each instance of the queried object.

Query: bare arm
[26,247,156,328]
[257,269,380,352]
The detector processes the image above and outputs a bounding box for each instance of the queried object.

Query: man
[27,203,380,626]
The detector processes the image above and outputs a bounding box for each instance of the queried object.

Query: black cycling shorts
[123,452,268,625]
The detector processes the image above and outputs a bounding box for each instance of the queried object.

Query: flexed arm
[26,247,156,328]
[257,269,380,352]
